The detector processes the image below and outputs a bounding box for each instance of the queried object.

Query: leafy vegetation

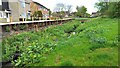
[13,25,18,31]
[75,6,88,17]
[19,24,27,30]
[32,11,43,20]
[95,1,120,18]
[5,26,11,32]
[2,17,118,66]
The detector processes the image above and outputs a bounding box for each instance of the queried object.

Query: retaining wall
[0,18,74,37]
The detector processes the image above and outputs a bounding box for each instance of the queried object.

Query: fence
[0,18,74,37]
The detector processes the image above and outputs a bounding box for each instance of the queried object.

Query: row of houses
[0,0,50,22]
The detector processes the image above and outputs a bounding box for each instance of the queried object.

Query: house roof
[33,1,50,11]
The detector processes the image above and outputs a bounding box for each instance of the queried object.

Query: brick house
[0,0,31,22]
[90,12,101,18]
[0,0,11,22]
[30,1,50,20]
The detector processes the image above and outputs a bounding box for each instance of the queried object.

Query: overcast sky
[0,0,99,14]
[0,0,1,5]
[32,0,99,14]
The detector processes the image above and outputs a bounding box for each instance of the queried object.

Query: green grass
[2,17,118,66]
[41,18,118,66]
[0,42,2,62]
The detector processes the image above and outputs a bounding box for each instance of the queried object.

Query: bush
[19,24,26,30]
[64,23,79,34]
[26,19,32,21]
[5,26,11,32]
[2,38,17,62]
[33,18,39,21]
[13,25,18,31]
[75,26,86,33]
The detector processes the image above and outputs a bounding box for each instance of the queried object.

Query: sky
[0,0,1,5]
[33,0,99,14]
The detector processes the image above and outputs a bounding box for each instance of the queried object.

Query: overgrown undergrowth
[2,17,118,66]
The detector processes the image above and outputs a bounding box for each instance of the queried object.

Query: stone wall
[1,18,73,37]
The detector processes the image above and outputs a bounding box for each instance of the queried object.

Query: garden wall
[0,18,73,38]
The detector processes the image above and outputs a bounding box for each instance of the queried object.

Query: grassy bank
[2,17,118,66]
[41,18,118,66]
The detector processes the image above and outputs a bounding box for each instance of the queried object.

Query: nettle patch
[2,31,57,66]
[12,42,56,66]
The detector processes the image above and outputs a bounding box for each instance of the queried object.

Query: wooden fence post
[51,22,53,25]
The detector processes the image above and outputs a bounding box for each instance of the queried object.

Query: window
[21,12,26,18]
[20,0,25,8]
[27,13,30,19]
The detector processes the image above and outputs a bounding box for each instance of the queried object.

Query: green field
[2,17,118,66]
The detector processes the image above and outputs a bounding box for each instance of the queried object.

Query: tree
[85,13,90,17]
[95,1,109,15]
[54,3,65,12]
[76,6,87,17]
[33,11,43,20]
[53,3,73,18]
[66,5,72,14]
[48,9,52,17]
[80,6,87,14]
[95,0,120,18]
[107,2,120,18]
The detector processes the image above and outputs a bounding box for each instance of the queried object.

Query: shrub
[64,24,79,34]
[26,19,32,21]
[13,25,18,31]
[2,39,17,62]
[19,24,26,30]
[5,26,11,32]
